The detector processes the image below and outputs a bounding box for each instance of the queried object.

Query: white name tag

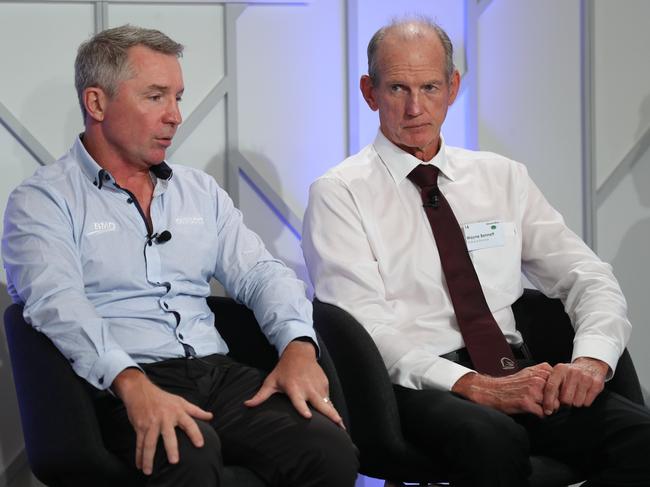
[463,220,505,251]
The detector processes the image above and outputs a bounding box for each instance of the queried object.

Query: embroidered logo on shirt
[86,222,118,236]
[175,216,204,225]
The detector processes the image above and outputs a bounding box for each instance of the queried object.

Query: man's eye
[149,95,162,101]
[390,85,403,92]
[423,84,438,92]
[176,96,183,102]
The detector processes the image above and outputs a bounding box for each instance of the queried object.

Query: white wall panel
[0,3,92,158]
[478,0,583,236]
[107,4,226,120]
[593,0,650,187]
[236,1,347,217]
[239,176,310,292]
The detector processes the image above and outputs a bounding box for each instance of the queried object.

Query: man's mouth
[156,136,173,147]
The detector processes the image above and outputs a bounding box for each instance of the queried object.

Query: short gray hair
[367,17,455,84]
[74,24,184,121]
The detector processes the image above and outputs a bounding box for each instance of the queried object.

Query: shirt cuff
[422,358,477,391]
[87,349,141,390]
[571,336,621,380]
[272,320,320,358]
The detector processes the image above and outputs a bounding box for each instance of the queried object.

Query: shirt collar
[72,134,173,189]
[372,129,455,185]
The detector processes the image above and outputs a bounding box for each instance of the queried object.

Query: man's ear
[83,87,108,123]
[447,69,461,107]
[360,75,379,111]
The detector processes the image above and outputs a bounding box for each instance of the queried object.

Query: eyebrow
[147,84,185,93]
[145,84,185,95]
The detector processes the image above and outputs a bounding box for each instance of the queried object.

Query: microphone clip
[147,230,172,246]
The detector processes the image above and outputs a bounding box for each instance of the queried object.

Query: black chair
[313,288,645,487]
[3,296,347,487]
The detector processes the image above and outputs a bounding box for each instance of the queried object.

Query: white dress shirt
[302,131,630,391]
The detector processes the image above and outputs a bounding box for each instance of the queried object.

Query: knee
[290,415,359,487]
[154,420,222,484]
[454,411,529,467]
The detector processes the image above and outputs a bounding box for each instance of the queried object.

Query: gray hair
[74,24,184,121]
[367,17,455,84]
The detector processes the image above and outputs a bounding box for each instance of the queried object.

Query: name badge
[463,220,504,251]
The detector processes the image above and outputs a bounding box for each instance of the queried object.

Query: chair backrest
[4,297,339,487]
[313,300,442,481]
[4,303,142,487]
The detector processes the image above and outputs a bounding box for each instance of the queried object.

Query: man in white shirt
[302,18,650,487]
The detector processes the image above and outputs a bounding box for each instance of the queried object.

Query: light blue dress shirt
[2,136,316,390]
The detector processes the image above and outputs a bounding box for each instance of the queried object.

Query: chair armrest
[313,300,435,479]
[513,288,644,406]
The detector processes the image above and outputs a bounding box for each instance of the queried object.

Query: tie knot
[408,164,440,189]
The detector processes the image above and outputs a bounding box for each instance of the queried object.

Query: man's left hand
[244,340,345,428]
[542,357,609,415]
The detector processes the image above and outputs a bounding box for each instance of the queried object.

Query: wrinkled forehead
[375,31,446,77]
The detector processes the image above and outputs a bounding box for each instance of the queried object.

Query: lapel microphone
[147,230,173,246]
[155,230,172,243]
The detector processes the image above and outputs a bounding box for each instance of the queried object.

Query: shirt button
[98,377,104,385]
[179,333,184,340]
[104,173,110,181]
[68,358,75,364]
[127,198,133,204]
[164,303,169,309]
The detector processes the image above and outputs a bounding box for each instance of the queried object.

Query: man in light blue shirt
[2,25,357,487]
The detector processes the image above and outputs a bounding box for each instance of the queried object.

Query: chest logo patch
[175,216,204,225]
[86,221,118,236]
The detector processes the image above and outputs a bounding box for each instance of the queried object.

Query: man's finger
[559,375,578,405]
[572,380,589,408]
[185,402,214,421]
[160,424,179,464]
[543,375,561,415]
[244,383,277,408]
[309,394,344,427]
[523,400,545,419]
[141,426,161,475]
[584,383,602,407]
[135,431,144,470]
[286,390,313,419]
[178,414,205,448]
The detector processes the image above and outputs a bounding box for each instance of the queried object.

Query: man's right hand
[451,363,554,418]
[111,368,213,475]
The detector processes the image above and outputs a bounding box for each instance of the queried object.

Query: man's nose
[406,93,422,116]
[165,100,182,126]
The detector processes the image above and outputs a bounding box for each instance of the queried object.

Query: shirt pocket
[468,221,521,309]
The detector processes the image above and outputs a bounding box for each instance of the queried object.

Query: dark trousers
[94,354,359,487]
[394,382,650,487]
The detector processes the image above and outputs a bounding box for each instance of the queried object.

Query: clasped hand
[452,357,609,418]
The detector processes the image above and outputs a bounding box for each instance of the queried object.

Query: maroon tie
[408,164,518,376]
